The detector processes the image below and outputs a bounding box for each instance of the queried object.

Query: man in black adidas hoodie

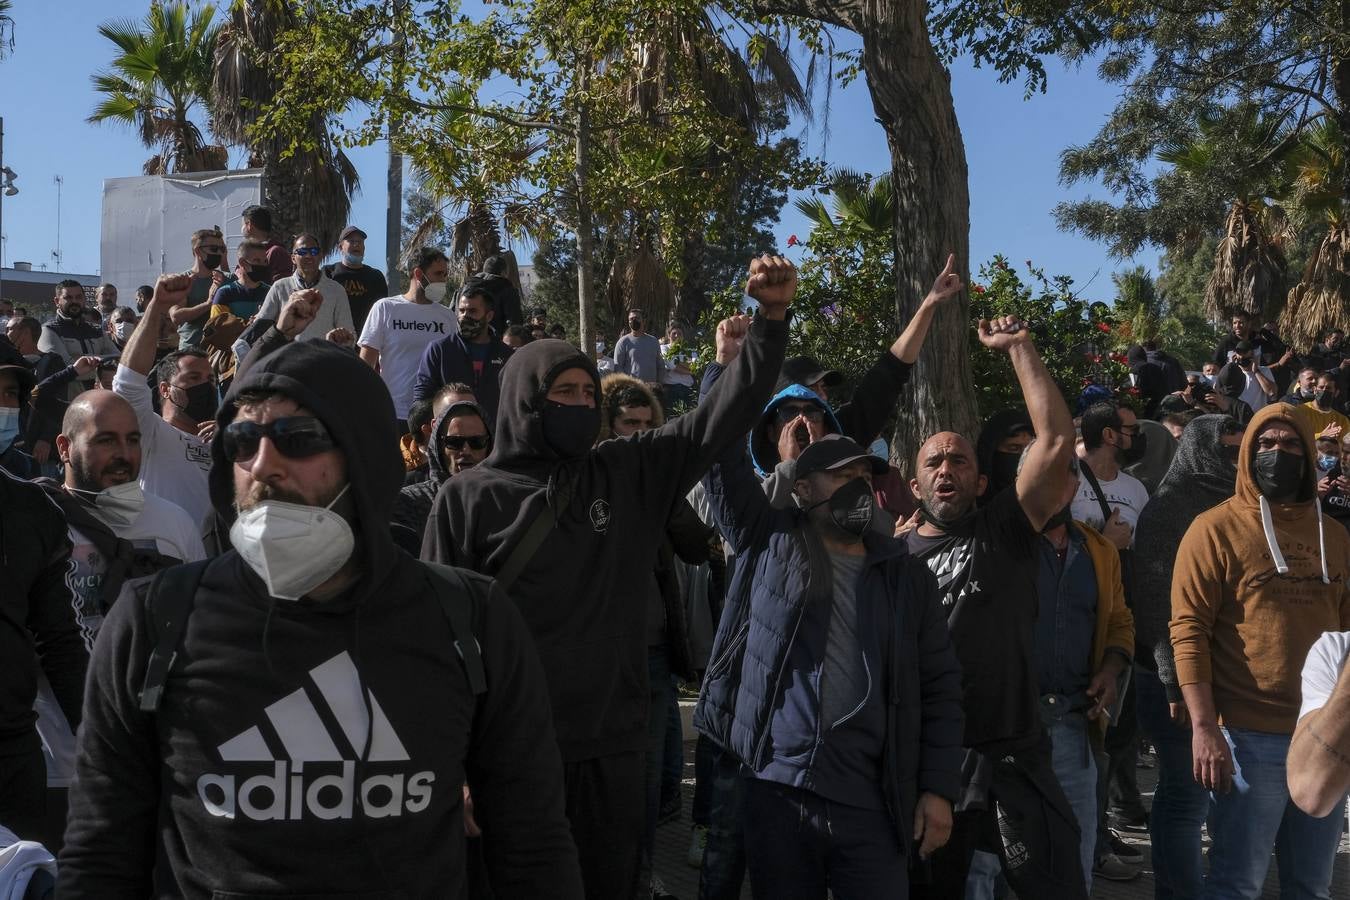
[422,254,795,898]
[59,274,582,899]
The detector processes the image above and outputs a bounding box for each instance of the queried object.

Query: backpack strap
[493,470,578,592]
[1078,459,1113,527]
[422,562,487,697]
[138,560,210,713]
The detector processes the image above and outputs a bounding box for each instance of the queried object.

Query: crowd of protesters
[0,206,1348,900]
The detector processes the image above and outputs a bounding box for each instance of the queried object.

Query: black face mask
[459,315,486,340]
[202,252,223,271]
[1041,505,1072,533]
[1121,430,1148,465]
[809,476,874,540]
[1253,449,1304,501]
[989,451,1022,496]
[541,400,599,459]
[174,381,219,424]
[247,264,270,284]
[1316,390,1333,409]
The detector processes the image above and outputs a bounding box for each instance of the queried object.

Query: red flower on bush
[1127,386,1141,396]
[1095,322,1112,334]
[973,285,986,294]
[787,234,800,247]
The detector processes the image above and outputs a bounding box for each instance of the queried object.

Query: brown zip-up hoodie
[1170,403,1350,734]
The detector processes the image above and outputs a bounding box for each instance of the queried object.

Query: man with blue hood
[423,254,798,899]
[716,254,965,508]
[59,274,582,899]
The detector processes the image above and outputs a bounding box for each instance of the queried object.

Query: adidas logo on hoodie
[196,652,435,821]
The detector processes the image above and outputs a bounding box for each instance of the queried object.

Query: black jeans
[563,750,646,900]
[0,747,47,842]
[743,779,907,900]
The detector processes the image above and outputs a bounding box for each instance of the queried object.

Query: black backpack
[138,561,487,712]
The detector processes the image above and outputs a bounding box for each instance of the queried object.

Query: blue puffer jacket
[694,432,965,846]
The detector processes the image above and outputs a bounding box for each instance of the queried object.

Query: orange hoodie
[1170,403,1350,734]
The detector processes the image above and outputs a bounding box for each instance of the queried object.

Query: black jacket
[0,465,87,754]
[391,401,490,557]
[413,332,513,428]
[694,434,963,844]
[423,318,788,761]
[59,341,582,899]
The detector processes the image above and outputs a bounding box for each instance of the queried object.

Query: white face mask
[0,406,18,449]
[114,321,135,342]
[79,480,145,529]
[229,485,355,601]
[423,281,448,304]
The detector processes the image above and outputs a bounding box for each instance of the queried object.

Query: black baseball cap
[780,355,843,391]
[795,434,888,479]
[339,224,366,242]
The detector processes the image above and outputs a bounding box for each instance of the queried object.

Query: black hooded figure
[1214,362,1256,425]
[423,310,790,898]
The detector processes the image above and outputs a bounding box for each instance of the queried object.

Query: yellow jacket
[1074,522,1137,735]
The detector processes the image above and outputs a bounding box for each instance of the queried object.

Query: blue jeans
[698,745,747,900]
[1135,669,1208,900]
[964,713,1096,899]
[1205,726,1345,900]
[743,779,907,900]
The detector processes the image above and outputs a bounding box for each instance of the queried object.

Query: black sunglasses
[222,416,336,462]
[443,435,490,451]
[775,403,825,423]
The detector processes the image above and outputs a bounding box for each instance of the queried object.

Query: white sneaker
[686,824,708,869]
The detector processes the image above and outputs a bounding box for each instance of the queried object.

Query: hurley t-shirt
[1071,466,1150,548]
[904,487,1041,752]
[358,297,461,418]
[1298,631,1350,721]
[113,364,214,527]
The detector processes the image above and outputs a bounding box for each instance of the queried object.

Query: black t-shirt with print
[904,487,1042,753]
[324,262,389,335]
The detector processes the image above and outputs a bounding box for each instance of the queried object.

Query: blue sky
[0,0,1159,300]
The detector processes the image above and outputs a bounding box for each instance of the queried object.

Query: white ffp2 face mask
[229,485,355,601]
[423,281,448,304]
[82,480,146,529]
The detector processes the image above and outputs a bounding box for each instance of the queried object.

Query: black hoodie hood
[209,339,404,600]
[974,406,1031,504]
[486,338,601,479]
[427,399,492,483]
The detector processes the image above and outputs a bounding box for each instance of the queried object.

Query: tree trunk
[575,60,597,354]
[262,157,303,246]
[860,1,976,472]
[676,231,709,329]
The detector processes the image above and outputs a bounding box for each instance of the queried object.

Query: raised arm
[1288,636,1350,817]
[977,316,1075,530]
[121,274,190,377]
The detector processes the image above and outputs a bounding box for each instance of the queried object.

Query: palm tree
[89,3,226,175]
[1279,120,1349,349]
[0,0,16,60]
[794,168,896,236]
[1156,105,1294,320]
[211,0,358,252]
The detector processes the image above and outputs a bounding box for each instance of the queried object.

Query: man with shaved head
[904,315,1086,899]
[30,389,206,852]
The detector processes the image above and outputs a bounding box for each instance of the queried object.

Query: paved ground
[652,737,1350,900]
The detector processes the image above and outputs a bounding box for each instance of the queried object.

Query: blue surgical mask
[0,406,19,449]
[1318,454,1338,473]
[342,251,364,267]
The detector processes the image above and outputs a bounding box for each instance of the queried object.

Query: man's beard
[235,481,331,513]
[70,456,134,494]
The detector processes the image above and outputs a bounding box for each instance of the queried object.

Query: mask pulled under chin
[808,476,875,540]
[75,480,146,528]
[230,485,356,601]
[541,400,599,459]
[919,498,976,534]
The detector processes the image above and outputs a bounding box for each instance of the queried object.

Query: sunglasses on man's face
[292,247,322,257]
[775,403,825,423]
[222,416,336,462]
[443,435,490,451]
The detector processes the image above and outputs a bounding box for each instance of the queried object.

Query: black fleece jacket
[59,340,581,899]
[0,465,87,755]
[423,317,788,761]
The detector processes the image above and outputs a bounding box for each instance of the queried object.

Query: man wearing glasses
[255,233,355,346]
[1071,402,1150,552]
[170,228,235,350]
[59,274,582,898]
